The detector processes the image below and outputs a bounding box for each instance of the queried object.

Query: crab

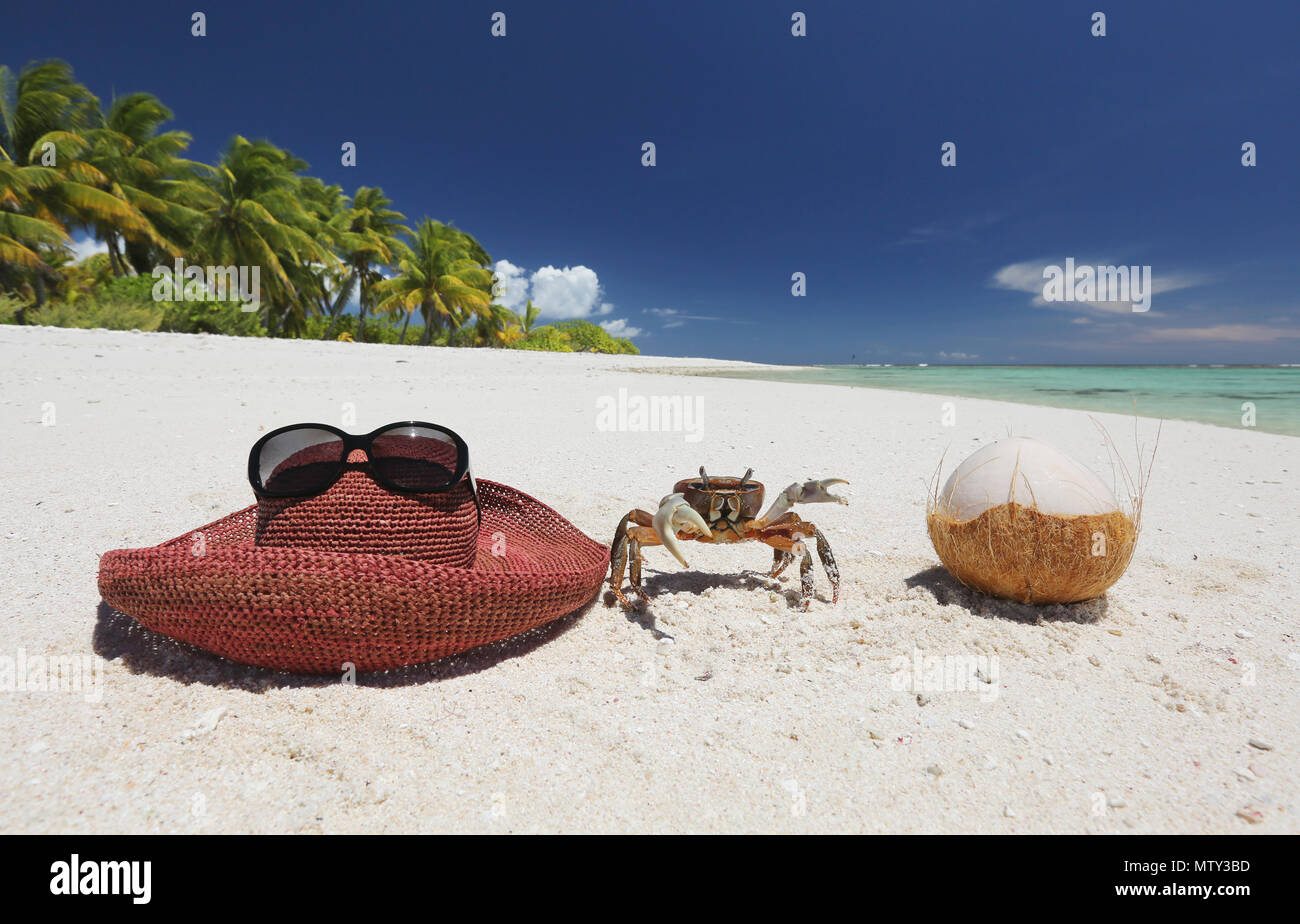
[607,467,848,611]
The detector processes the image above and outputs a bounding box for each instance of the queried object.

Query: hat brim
[98,480,610,674]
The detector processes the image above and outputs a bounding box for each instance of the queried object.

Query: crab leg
[759,519,842,608]
[799,549,816,611]
[608,503,707,607]
[755,478,849,529]
[763,515,803,578]
[759,532,815,610]
[608,509,655,607]
[769,548,795,579]
[812,527,840,604]
[628,536,644,597]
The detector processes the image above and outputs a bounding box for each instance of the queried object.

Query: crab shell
[672,476,765,524]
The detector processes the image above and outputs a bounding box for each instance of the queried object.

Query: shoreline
[667,364,1300,440]
[16,325,1294,440]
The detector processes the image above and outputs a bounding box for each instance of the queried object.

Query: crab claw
[654,493,711,568]
[796,478,850,505]
[756,478,850,528]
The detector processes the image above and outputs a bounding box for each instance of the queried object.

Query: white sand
[1,325,1295,833]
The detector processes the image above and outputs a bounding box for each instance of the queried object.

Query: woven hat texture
[98,478,609,673]
[256,449,479,566]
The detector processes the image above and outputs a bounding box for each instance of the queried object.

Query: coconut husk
[926,501,1137,604]
[925,418,1159,606]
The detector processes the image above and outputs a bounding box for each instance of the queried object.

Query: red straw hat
[98,454,608,674]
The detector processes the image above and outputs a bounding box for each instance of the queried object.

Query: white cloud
[896,210,1005,246]
[991,261,1048,295]
[649,308,686,328]
[1136,323,1300,343]
[645,306,739,328]
[600,318,643,338]
[938,351,978,360]
[492,259,529,312]
[69,235,107,263]
[530,265,609,319]
[991,258,1207,315]
[492,261,612,320]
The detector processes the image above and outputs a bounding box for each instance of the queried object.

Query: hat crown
[254,450,478,565]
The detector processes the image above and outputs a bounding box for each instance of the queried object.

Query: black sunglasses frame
[248,421,476,513]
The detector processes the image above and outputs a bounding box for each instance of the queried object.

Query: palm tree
[0,162,66,278]
[315,186,409,341]
[520,298,541,334]
[0,60,153,305]
[371,219,494,346]
[462,302,524,347]
[295,177,352,327]
[45,248,112,305]
[83,92,211,275]
[190,136,337,335]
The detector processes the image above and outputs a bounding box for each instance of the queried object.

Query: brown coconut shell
[926,501,1137,604]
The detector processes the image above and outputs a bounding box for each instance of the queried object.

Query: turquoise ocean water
[694,365,1300,437]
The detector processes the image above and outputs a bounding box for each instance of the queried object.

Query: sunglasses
[248,421,474,502]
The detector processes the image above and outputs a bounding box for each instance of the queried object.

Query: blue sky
[8,0,1299,363]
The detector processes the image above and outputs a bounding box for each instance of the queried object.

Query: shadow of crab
[604,567,818,626]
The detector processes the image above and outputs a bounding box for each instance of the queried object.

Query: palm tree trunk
[321,291,347,340]
[106,235,127,277]
[347,266,371,341]
[322,305,347,339]
[323,267,360,340]
[399,308,413,344]
[32,272,48,310]
[418,305,435,346]
[266,301,284,337]
[321,278,350,339]
[125,239,153,276]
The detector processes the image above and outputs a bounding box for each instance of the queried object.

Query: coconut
[926,436,1145,604]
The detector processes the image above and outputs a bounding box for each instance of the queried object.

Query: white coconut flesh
[936,437,1118,522]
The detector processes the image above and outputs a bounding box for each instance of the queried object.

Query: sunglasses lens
[257,428,346,494]
[370,425,462,492]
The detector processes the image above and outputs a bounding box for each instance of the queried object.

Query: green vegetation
[0,59,638,355]
[502,319,639,354]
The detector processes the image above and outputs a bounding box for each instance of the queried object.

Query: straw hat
[98,453,608,673]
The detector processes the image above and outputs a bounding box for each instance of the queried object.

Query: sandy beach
[1,325,1296,834]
